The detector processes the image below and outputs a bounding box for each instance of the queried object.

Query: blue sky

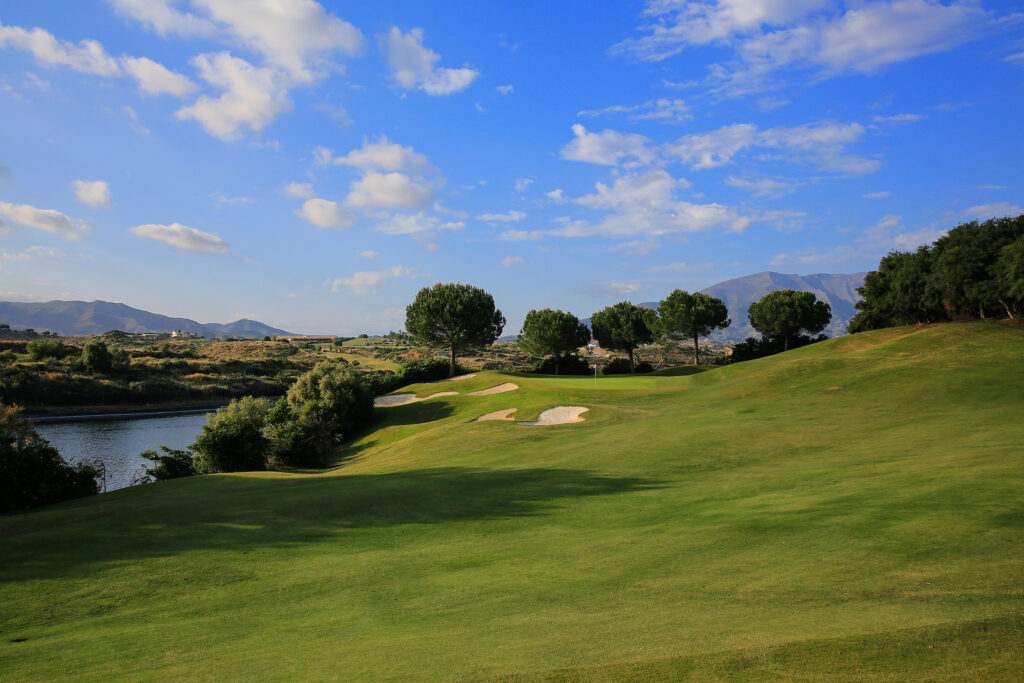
[1,0,1022,335]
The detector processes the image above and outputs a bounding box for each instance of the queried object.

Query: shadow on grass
[373,399,456,427]
[0,467,660,583]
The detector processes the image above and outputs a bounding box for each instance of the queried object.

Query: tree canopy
[518,308,591,375]
[405,283,506,377]
[850,214,1024,331]
[589,302,656,372]
[748,290,831,351]
[657,290,730,365]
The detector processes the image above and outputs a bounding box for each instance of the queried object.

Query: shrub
[137,446,197,483]
[602,358,634,375]
[529,353,592,375]
[26,339,69,361]
[634,362,654,373]
[0,404,100,512]
[281,363,373,465]
[81,339,113,372]
[191,396,273,473]
[0,350,16,364]
[264,399,316,468]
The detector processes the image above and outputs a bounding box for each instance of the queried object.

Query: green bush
[26,339,69,361]
[528,353,592,375]
[0,404,100,512]
[191,396,273,473]
[602,358,632,374]
[0,350,16,364]
[137,446,197,483]
[81,340,113,372]
[279,363,373,466]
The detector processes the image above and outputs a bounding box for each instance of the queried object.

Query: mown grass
[1,320,1022,680]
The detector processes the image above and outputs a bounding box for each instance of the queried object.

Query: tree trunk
[693,335,699,365]
[554,354,560,375]
[629,347,635,373]
[783,336,789,352]
[998,298,1014,320]
[449,345,456,377]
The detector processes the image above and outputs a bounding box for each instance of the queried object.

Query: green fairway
[2,321,1022,680]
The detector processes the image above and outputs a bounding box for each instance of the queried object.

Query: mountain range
[0,300,293,339]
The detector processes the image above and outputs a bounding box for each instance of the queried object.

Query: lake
[36,412,210,492]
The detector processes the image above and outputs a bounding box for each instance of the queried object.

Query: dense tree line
[850,215,1024,332]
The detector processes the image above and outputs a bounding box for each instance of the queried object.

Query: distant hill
[0,300,294,338]
[579,271,865,342]
[694,271,866,341]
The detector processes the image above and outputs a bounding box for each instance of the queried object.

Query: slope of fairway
[1,321,1022,680]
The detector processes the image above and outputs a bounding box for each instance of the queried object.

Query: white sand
[467,382,519,396]
[374,391,458,407]
[516,406,589,426]
[473,408,518,422]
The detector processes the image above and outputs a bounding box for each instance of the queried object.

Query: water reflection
[36,413,209,492]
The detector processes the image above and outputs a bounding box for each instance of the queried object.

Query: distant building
[171,330,199,338]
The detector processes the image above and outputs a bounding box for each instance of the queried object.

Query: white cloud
[501,256,523,267]
[120,56,197,96]
[0,23,120,76]
[333,136,433,174]
[73,180,111,207]
[578,97,691,124]
[724,175,795,197]
[191,0,364,82]
[496,84,514,95]
[545,189,566,202]
[585,281,644,298]
[863,191,891,199]
[373,212,463,235]
[345,172,434,210]
[477,210,526,223]
[380,27,479,95]
[124,105,151,135]
[296,198,357,229]
[963,202,1024,221]
[666,121,878,173]
[1007,51,1024,66]
[607,239,660,256]
[560,124,655,167]
[515,177,533,192]
[359,250,379,259]
[282,182,315,199]
[2,246,65,262]
[0,201,89,240]
[646,262,713,273]
[499,229,546,241]
[211,191,252,207]
[666,123,757,169]
[130,222,229,253]
[872,113,923,124]
[105,0,217,37]
[615,1,991,94]
[175,52,292,141]
[331,265,414,295]
[529,170,749,241]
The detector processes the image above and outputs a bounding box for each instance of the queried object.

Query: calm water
[36,413,209,492]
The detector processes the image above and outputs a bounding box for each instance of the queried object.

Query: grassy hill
[1,321,1022,680]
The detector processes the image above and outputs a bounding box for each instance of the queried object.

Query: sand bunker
[427,373,477,383]
[467,382,519,396]
[474,406,589,425]
[374,391,458,407]
[473,408,518,422]
[517,406,589,426]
